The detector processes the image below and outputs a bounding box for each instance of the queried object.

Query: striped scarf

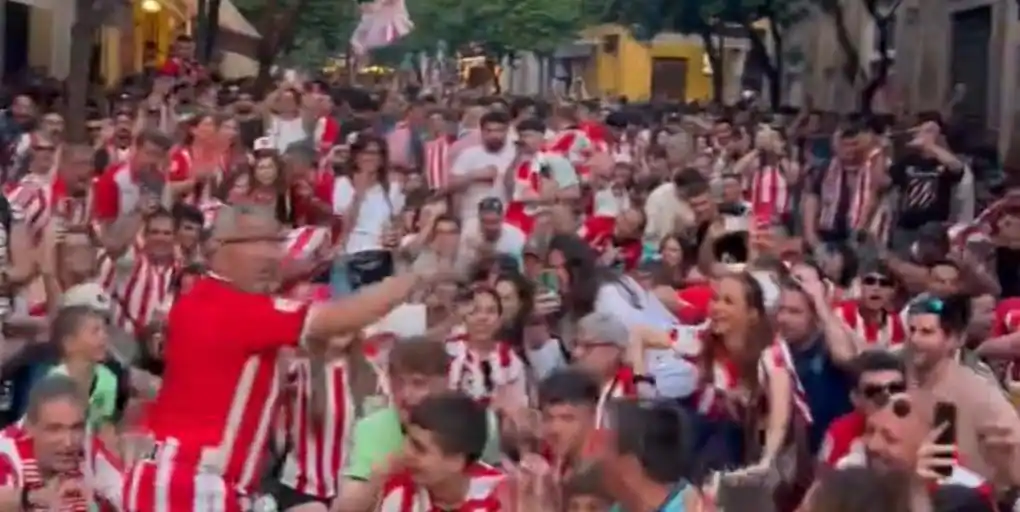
[423,136,451,189]
[818,158,871,232]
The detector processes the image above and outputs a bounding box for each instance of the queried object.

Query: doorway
[950,5,991,137]
[4,1,29,81]
[650,57,687,101]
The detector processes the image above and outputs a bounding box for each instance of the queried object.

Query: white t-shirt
[458,218,526,262]
[268,115,308,153]
[593,186,631,217]
[449,143,516,221]
[332,177,405,254]
[593,276,699,398]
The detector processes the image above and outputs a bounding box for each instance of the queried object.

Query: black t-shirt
[237,117,265,150]
[889,154,963,229]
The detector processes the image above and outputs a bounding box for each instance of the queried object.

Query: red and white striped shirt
[424,136,451,189]
[51,175,92,227]
[314,117,340,156]
[747,162,790,223]
[504,154,545,234]
[284,225,333,263]
[6,173,52,236]
[595,366,638,427]
[671,327,812,423]
[141,276,312,497]
[378,463,505,512]
[446,330,526,406]
[0,433,123,511]
[168,145,222,206]
[277,358,355,499]
[97,246,176,336]
[836,301,906,349]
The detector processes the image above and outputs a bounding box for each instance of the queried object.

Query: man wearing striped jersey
[376,393,505,512]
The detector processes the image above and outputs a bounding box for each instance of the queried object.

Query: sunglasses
[909,297,945,315]
[860,381,907,402]
[32,146,55,152]
[862,275,894,287]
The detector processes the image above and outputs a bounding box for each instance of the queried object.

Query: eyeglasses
[862,275,894,287]
[859,381,907,402]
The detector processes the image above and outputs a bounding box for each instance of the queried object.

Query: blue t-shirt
[609,484,688,512]
[789,337,853,453]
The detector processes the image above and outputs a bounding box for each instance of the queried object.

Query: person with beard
[447,111,516,222]
[0,94,36,175]
[904,294,1020,482]
[92,111,136,173]
[458,198,526,271]
[231,87,264,150]
[832,389,1003,512]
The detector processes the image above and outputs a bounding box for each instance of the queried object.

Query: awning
[185,0,261,39]
[217,0,260,39]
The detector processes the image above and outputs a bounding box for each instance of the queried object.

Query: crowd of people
[0,34,1018,512]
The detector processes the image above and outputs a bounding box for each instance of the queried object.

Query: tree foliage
[233,0,358,72]
[404,0,602,56]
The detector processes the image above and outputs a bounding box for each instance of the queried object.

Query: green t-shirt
[344,406,502,480]
[48,364,118,428]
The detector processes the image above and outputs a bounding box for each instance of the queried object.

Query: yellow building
[97,0,191,85]
[577,24,754,102]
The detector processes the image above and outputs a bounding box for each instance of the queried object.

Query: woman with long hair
[332,133,403,292]
[167,112,230,205]
[634,272,814,508]
[446,287,527,409]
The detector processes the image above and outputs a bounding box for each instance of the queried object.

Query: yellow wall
[580,24,711,102]
[27,7,53,73]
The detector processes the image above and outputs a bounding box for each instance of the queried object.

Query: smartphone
[933,401,957,478]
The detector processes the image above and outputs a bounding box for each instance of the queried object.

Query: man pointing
[124,204,426,511]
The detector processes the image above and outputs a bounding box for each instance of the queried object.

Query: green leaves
[402,0,600,56]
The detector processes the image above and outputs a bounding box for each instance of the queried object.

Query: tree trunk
[819,0,864,85]
[254,0,307,93]
[65,1,101,144]
[860,19,891,114]
[202,0,223,64]
[744,18,781,108]
[700,30,724,104]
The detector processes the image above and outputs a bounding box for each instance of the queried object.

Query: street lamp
[141,0,162,13]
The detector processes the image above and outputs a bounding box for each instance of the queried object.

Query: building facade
[793,0,1020,161]
[552,24,753,103]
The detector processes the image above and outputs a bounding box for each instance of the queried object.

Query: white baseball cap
[253,137,275,152]
[60,283,112,314]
